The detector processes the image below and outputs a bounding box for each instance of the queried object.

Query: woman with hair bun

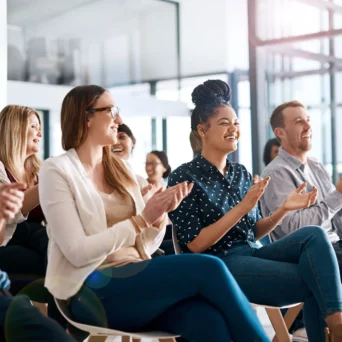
[168,79,342,342]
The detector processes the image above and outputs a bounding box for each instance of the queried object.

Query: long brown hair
[61,85,135,197]
[0,105,42,184]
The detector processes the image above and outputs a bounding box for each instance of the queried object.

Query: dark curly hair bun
[191,79,231,107]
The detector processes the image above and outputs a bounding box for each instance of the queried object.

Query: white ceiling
[7,0,171,28]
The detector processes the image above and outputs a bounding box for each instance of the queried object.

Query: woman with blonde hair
[38,85,269,342]
[0,105,47,282]
[0,105,66,329]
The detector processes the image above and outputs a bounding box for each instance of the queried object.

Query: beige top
[98,190,146,268]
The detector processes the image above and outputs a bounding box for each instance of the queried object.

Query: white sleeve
[0,162,28,225]
[39,160,137,268]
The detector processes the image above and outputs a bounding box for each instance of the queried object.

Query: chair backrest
[171,225,182,255]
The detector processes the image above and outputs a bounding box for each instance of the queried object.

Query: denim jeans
[70,254,269,342]
[217,226,342,342]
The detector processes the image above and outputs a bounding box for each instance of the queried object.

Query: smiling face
[26,113,42,157]
[145,153,167,183]
[112,131,135,160]
[86,91,123,147]
[198,105,240,154]
[275,106,312,155]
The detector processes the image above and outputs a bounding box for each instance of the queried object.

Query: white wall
[179,0,249,75]
[180,0,228,75]
[0,0,7,109]
[7,81,190,156]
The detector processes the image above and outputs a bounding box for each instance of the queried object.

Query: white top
[38,149,166,300]
[0,161,28,245]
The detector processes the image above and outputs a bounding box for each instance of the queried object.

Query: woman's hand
[142,182,194,226]
[0,183,26,220]
[240,177,271,213]
[282,183,318,211]
[141,184,153,197]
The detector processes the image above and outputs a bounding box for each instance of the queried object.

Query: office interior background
[1,0,342,181]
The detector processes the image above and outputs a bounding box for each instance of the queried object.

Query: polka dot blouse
[167,155,262,255]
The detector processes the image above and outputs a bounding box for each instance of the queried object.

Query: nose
[115,114,123,125]
[304,120,311,130]
[37,130,43,137]
[228,124,237,132]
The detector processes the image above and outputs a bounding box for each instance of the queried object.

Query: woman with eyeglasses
[145,150,171,194]
[38,84,270,342]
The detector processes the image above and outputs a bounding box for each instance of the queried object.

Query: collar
[195,155,230,175]
[278,147,305,170]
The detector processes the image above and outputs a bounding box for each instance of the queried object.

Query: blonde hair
[61,85,135,197]
[0,105,42,184]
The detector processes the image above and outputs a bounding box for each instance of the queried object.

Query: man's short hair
[270,100,305,131]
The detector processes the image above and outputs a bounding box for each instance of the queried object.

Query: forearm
[255,205,289,240]
[21,185,39,215]
[188,203,247,253]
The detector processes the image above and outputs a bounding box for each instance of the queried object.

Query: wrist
[237,201,250,215]
[280,203,290,214]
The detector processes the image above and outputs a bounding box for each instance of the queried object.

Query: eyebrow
[293,116,310,122]
[217,117,238,123]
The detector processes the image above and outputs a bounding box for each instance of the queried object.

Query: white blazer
[39,149,165,299]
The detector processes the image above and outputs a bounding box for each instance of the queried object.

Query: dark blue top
[167,155,263,255]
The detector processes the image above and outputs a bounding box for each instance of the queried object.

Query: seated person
[253,138,280,184]
[0,105,47,279]
[112,123,148,189]
[145,150,171,195]
[0,105,64,327]
[38,84,269,342]
[260,101,342,271]
[0,183,74,342]
[168,79,342,342]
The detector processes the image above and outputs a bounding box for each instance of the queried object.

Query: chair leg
[88,336,108,342]
[32,301,48,316]
[283,303,304,329]
[266,308,291,342]
[325,328,329,342]
[132,339,140,342]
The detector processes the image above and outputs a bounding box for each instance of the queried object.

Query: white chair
[171,225,304,342]
[55,298,178,342]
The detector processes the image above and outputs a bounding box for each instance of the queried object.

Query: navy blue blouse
[167,155,262,255]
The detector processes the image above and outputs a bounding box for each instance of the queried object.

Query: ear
[274,127,284,141]
[197,124,206,138]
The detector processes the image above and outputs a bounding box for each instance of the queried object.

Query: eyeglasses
[145,162,162,167]
[87,106,120,119]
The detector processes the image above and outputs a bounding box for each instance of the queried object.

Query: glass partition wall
[248,0,342,181]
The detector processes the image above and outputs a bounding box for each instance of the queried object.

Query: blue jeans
[217,226,342,342]
[70,254,269,342]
